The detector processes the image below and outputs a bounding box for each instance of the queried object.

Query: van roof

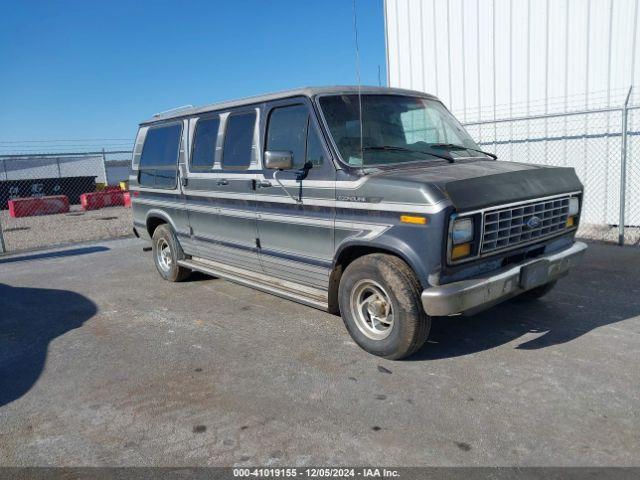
[141,86,439,125]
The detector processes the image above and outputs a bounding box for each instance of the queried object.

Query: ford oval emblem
[526,216,542,229]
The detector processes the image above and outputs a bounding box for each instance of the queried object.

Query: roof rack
[153,104,195,118]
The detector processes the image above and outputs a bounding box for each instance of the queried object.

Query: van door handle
[256,180,272,188]
[216,179,229,186]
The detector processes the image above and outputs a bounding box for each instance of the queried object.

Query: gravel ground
[0,206,133,252]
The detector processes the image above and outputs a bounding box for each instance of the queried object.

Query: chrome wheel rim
[350,279,394,340]
[157,238,172,272]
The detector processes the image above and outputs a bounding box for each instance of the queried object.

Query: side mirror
[264,150,293,170]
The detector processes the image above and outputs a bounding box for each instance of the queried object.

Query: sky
[0,0,386,153]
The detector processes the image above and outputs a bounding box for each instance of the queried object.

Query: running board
[178,257,329,310]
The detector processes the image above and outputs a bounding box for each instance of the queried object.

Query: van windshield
[318,94,486,167]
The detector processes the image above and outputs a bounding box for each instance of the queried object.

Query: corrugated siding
[0,156,106,183]
[385,0,640,119]
[385,0,640,227]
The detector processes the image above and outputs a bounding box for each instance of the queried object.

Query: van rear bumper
[421,241,587,316]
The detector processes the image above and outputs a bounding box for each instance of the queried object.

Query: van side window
[266,105,308,168]
[222,111,256,170]
[191,117,220,170]
[138,123,182,188]
[266,104,325,168]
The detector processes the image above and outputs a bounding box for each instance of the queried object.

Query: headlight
[452,217,474,245]
[569,197,580,216]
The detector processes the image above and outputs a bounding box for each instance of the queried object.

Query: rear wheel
[338,254,430,360]
[518,280,557,301]
[151,224,191,282]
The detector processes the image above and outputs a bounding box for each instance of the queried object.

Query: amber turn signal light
[400,215,428,225]
[451,242,471,260]
[566,216,575,227]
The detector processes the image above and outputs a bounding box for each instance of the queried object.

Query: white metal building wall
[385,0,640,119]
[384,0,640,229]
[0,156,106,183]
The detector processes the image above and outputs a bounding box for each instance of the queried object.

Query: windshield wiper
[429,143,497,160]
[362,145,454,163]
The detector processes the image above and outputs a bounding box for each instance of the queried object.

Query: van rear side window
[191,117,220,170]
[139,123,182,188]
[222,112,256,170]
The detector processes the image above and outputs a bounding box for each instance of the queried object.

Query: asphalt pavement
[0,237,638,466]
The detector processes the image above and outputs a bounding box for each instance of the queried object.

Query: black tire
[151,224,191,282]
[338,254,430,360]
[518,280,557,301]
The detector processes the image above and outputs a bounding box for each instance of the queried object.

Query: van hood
[371,160,583,211]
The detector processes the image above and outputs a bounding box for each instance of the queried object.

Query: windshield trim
[313,92,483,170]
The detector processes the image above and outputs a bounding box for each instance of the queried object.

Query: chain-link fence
[0,150,133,253]
[626,107,640,244]
[462,96,640,246]
[2,101,640,254]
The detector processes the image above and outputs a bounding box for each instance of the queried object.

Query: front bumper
[421,241,588,316]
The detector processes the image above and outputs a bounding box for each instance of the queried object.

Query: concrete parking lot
[0,238,638,466]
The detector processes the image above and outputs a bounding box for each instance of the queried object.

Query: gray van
[130,86,586,360]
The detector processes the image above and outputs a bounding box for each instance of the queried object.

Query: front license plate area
[520,260,550,290]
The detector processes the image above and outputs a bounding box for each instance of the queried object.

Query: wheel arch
[145,209,179,238]
[328,239,429,314]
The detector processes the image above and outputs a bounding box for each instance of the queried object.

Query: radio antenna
[352,0,364,164]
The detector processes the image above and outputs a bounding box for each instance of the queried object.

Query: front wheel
[338,254,430,360]
[151,224,192,282]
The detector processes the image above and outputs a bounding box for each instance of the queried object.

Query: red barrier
[80,190,127,210]
[8,195,70,218]
[123,192,132,208]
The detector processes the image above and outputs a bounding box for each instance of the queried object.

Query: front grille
[481,197,571,253]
